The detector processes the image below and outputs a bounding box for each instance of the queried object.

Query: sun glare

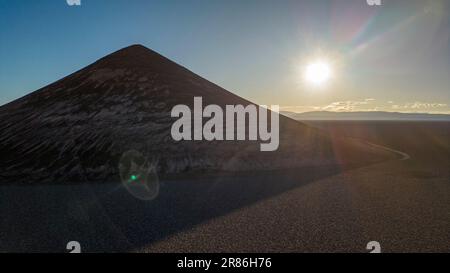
[304,61,332,87]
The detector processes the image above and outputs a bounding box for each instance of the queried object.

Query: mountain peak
[113,44,153,55]
[91,44,176,71]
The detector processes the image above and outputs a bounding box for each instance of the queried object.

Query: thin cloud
[321,99,377,112]
[281,100,450,114]
[392,102,448,111]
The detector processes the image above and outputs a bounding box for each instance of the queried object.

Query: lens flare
[119,150,160,201]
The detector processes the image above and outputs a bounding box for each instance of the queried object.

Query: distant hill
[282,111,450,121]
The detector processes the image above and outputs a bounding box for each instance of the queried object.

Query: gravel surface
[1,158,449,253]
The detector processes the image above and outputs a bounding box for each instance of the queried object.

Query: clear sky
[0,0,449,113]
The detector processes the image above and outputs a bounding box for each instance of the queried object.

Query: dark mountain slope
[0,45,394,184]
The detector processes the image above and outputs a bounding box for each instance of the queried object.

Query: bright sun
[304,61,332,87]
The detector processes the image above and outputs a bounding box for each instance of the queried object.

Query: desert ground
[0,121,448,253]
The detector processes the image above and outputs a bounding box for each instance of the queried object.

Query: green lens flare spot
[130,175,138,182]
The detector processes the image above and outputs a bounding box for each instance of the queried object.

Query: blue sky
[0,0,449,113]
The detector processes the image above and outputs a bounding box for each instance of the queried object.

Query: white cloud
[321,99,377,112]
[280,100,450,114]
[391,102,448,111]
[279,105,321,112]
